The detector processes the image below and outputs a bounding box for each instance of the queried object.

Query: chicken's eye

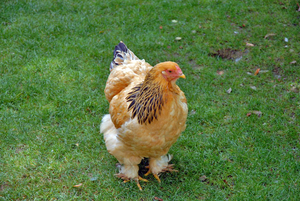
[168,70,172,73]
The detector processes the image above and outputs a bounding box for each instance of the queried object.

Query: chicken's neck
[126,75,179,125]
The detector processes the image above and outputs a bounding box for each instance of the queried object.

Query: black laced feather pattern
[126,82,164,125]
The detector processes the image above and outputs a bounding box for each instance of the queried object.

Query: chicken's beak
[179,74,186,79]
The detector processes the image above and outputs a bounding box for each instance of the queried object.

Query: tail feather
[110,41,139,71]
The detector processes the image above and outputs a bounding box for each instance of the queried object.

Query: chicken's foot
[144,164,178,183]
[116,174,148,191]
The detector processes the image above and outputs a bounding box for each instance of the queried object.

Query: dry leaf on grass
[175,37,182,41]
[246,42,255,47]
[253,111,262,117]
[291,87,299,93]
[189,109,196,115]
[254,68,260,75]
[290,61,297,64]
[247,111,262,117]
[90,177,98,181]
[199,175,207,182]
[154,197,163,201]
[73,183,82,187]
[259,70,269,73]
[264,33,276,39]
[217,70,224,75]
[226,88,232,94]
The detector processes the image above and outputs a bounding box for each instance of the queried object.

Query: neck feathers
[126,71,179,125]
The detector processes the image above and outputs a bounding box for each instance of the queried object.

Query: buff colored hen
[100,42,188,190]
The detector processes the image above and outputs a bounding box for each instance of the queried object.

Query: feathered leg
[101,114,148,190]
[144,155,178,183]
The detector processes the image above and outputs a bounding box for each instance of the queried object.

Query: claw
[136,176,148,191]
[117,176,148,190]
[144,169,151,176]
[144,164,178,183]
[144,170,161,183]
[138,176,149,182]
[153,174,161,183]
[137,180,143,191]
[161,164,178,173]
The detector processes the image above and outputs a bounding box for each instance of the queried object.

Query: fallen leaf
[99,31,104,34]
[217,70,224,75]
[75,143,79,147]
[264,33,276,39]
[254,68,260,75]
[247,113,252,117]
[246,42,255,47]
[189,109,196,115]
[259,70,269,73]
[172,20,178,23]
[297,3,300,11]
[235,56,243,62]
[175,37,182,41]
[253,111,262,117]
[250,86,257,90]
[226,88,232,94]
[159,26,163,29]
[154,197,163,201]
[73,183,82,187]
[291,87,299,93]
[90,177,98,181]
[199,175,207,182]
[290,61,297,64]
[223,179,230,186]
[191,30,196,34]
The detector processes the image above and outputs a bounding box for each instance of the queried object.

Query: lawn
[1,0,299,200]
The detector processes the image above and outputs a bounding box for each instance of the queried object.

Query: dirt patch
[209,48,249,61]
[15,144,27,154]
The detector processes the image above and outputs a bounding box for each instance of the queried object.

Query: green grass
[1,0,299,200]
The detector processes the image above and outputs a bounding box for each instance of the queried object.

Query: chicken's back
[104,42,153,102]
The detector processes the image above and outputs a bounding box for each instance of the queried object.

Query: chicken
[100,41,188,190]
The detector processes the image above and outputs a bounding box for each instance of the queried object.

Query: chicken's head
[155,61,186,81]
